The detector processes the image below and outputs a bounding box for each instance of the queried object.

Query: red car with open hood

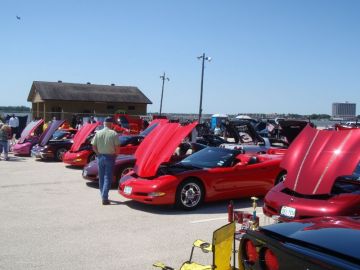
[119,121,285,210]
[62,122,101,166]
[263,125,360,221]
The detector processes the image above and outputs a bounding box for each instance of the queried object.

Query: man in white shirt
[8,114,19,138]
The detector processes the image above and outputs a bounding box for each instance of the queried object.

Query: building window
[128,105,135,110]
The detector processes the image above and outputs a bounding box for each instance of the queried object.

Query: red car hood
[18,119,44,143]
[282,125,360,195]
[134,121,198,178]
[70,123,100,152]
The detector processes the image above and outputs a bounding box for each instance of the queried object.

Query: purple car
[13,119,44,156]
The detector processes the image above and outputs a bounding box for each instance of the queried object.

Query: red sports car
[263,125,360,221]
[119,122,285,210]
[64,119,168,167]
[62,122,102,166]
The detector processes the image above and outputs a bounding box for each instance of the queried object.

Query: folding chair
[153,222,235,270]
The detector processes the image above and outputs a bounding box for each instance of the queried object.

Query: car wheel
[275,171,287,185]
[88,153,96,163]
[176,179,204,210]
[115,166,134,186]
[56,148,67,161]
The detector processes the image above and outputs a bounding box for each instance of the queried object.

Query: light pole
[197,53,211,122]
[159,72,170,116]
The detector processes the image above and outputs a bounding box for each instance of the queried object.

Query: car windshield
[139,123,158,136]
[117,116,130,129]
[51,131,69,140]
[119,136,140,146]
[338,161,360,181]
[332,161,360,195]
[179,147,237,168]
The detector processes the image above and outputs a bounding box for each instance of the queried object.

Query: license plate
[82,170,87,177]
[124,186,132,195]
[280,206,296,218]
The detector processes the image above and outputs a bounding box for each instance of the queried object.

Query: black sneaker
[102,200,110,205]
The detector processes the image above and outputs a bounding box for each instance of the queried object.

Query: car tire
[115,166,134,187]
[56,148,67,161]
[175,178,204,210]
[275,171,287,185]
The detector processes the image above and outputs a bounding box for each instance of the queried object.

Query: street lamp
[197,53,211,122]
[159,72,170,116]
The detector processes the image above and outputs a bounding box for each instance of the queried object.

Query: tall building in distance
[332,102,356,120]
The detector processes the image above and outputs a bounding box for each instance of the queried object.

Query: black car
[32,129,76,161]
[238,216,360,270]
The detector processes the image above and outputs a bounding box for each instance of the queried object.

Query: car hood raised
[39,120,65,146]
[278,119,308,144]
[262,216,360,260]
[70,123,100,152]
[18,119,44,144]
[282,125,360,195]
[134,121,198,178]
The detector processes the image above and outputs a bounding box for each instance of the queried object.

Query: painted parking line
[190,217,228,224]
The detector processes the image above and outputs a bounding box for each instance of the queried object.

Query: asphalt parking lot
[0,154,273,270]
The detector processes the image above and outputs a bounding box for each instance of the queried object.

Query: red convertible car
[263,125,360,221]
[62,122,101,166]
[119,122,285,210]
[65,119,168,167]
[12,119,44,156]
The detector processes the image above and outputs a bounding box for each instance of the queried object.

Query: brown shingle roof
[27,81,152,104]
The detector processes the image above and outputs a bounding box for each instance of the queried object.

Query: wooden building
[27,81,152,121]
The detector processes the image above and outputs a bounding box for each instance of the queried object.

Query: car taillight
[264,248,279,270]
[244,240,258,264]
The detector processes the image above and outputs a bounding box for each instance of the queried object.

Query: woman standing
[0,124,11,160]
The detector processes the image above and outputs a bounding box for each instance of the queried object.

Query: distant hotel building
[332,102,356,120]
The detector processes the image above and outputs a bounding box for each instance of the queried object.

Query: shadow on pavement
[35,159,60,163]
[3,156,27,162]
[86,182,99,189]
[120,198,264,215]
[65,165,83,170]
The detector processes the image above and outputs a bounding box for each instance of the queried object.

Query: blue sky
[1,0,359,115]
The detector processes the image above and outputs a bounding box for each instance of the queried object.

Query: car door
[209,161,278,200]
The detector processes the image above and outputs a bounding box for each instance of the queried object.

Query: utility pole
[197,53,211,122]
[159,72,170,116]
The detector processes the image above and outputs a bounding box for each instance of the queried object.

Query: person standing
[0,124,11,160]
[89,116,96,124]
[8,114,19,139]
[91,117,120,205]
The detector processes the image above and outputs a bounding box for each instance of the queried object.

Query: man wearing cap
[91,117,120,205]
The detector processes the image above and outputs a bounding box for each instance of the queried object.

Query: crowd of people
[0,114,19,160]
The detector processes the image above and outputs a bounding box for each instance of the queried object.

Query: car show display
[31,120,77,161]
[12,119,44,156]
[263,125,360,221]
[238,215,360,270]
[8,114,360,269]
[119,121,285,209]
[62,122,101,166]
